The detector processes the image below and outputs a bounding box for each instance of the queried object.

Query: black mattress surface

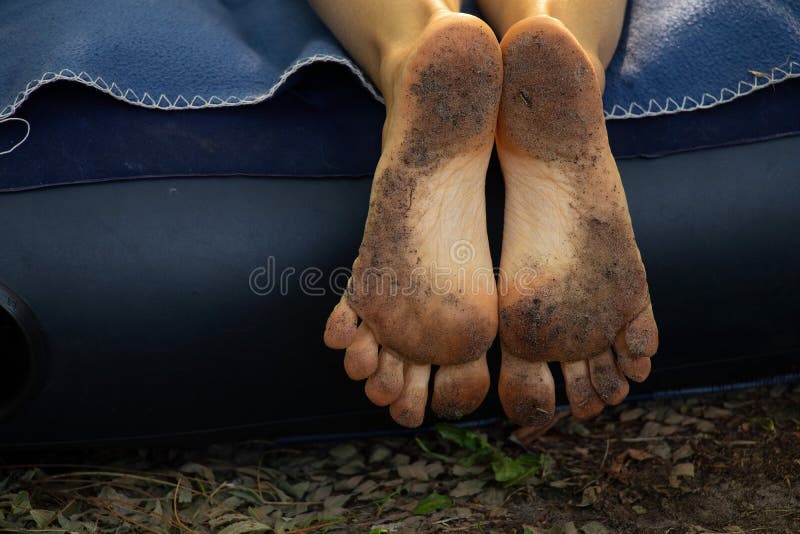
[0,135,799,446]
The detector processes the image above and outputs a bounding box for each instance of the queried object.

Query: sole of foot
[495,15,658,427]
[324,12,503,428]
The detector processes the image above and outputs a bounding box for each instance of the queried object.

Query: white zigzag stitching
[0,54,797,122]
[602,55,800,119]
[0,54,384,120]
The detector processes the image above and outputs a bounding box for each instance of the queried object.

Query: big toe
[323,295,358,349]
[431,355,490,420]
[499,350,555,428]
[561,360,605,419]
[615,304,658,382]
[344,322,379,380]
[624,304,659,358]
[390,363,431,428]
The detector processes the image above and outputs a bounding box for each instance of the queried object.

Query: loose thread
[0,116,30,155]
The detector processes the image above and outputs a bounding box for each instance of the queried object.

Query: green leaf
[538,454,555,480]
[413,492,453,515]
[436,425,493,456]
[491,455,526,482]
[436,425,545,486]
[491,454,541,485]
[751,416,777,433]
[415,437,451,463]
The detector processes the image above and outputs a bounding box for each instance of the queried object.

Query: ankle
[584,50,606,90]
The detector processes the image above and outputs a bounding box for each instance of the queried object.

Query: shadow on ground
[1,384,799,533]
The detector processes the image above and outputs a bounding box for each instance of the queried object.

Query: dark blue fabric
[605,0,800,118]
[0,0,382,119]
[1,0,799,191]
[0,0,798,121]
[1,72,799,192]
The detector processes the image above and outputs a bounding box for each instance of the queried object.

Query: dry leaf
[619,408,646,422]
[450,479,487,498]
[672,463,695,477]
[693,419,716,433]
[397,460,429,481]
[424,461,444,479]
[672,443,694,462]
[336,459,365,475]
[664,413,687,425]
[627,449,655,461]
[669,462,695,487]
[647,441,671,460]
[581,520,610,534]
[576,486,600,507]
[217,520,271,534]
[323,493,351,515]
[369,446,392,464]
[329,444,358,461]
[703,407,733,419]
[610,448,655,475]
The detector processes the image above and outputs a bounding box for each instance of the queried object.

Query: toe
[561,360,605,419]
[615,349,652,383]
[624,304,659,359]
[390,363,431,428]
[613,305,657,383]
[323,295,358,349]
[431,355,490,420]
[344,323,379,380]
[498,349,556,428]
[365,348,405,406]
[588,349,629,405]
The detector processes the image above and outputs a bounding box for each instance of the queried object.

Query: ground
[1,383,798,533]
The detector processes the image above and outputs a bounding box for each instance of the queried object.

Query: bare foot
[324,13,502,428]
[495,16,658,427]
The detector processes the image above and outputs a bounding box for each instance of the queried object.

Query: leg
[311,0,502,427]
[308,0,460,98]
[476,0,627,88]
[477,1,658,426]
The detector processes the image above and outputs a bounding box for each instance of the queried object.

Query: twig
[48,471,177,489]
[598,439,611,470]
[173,478,192,533]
